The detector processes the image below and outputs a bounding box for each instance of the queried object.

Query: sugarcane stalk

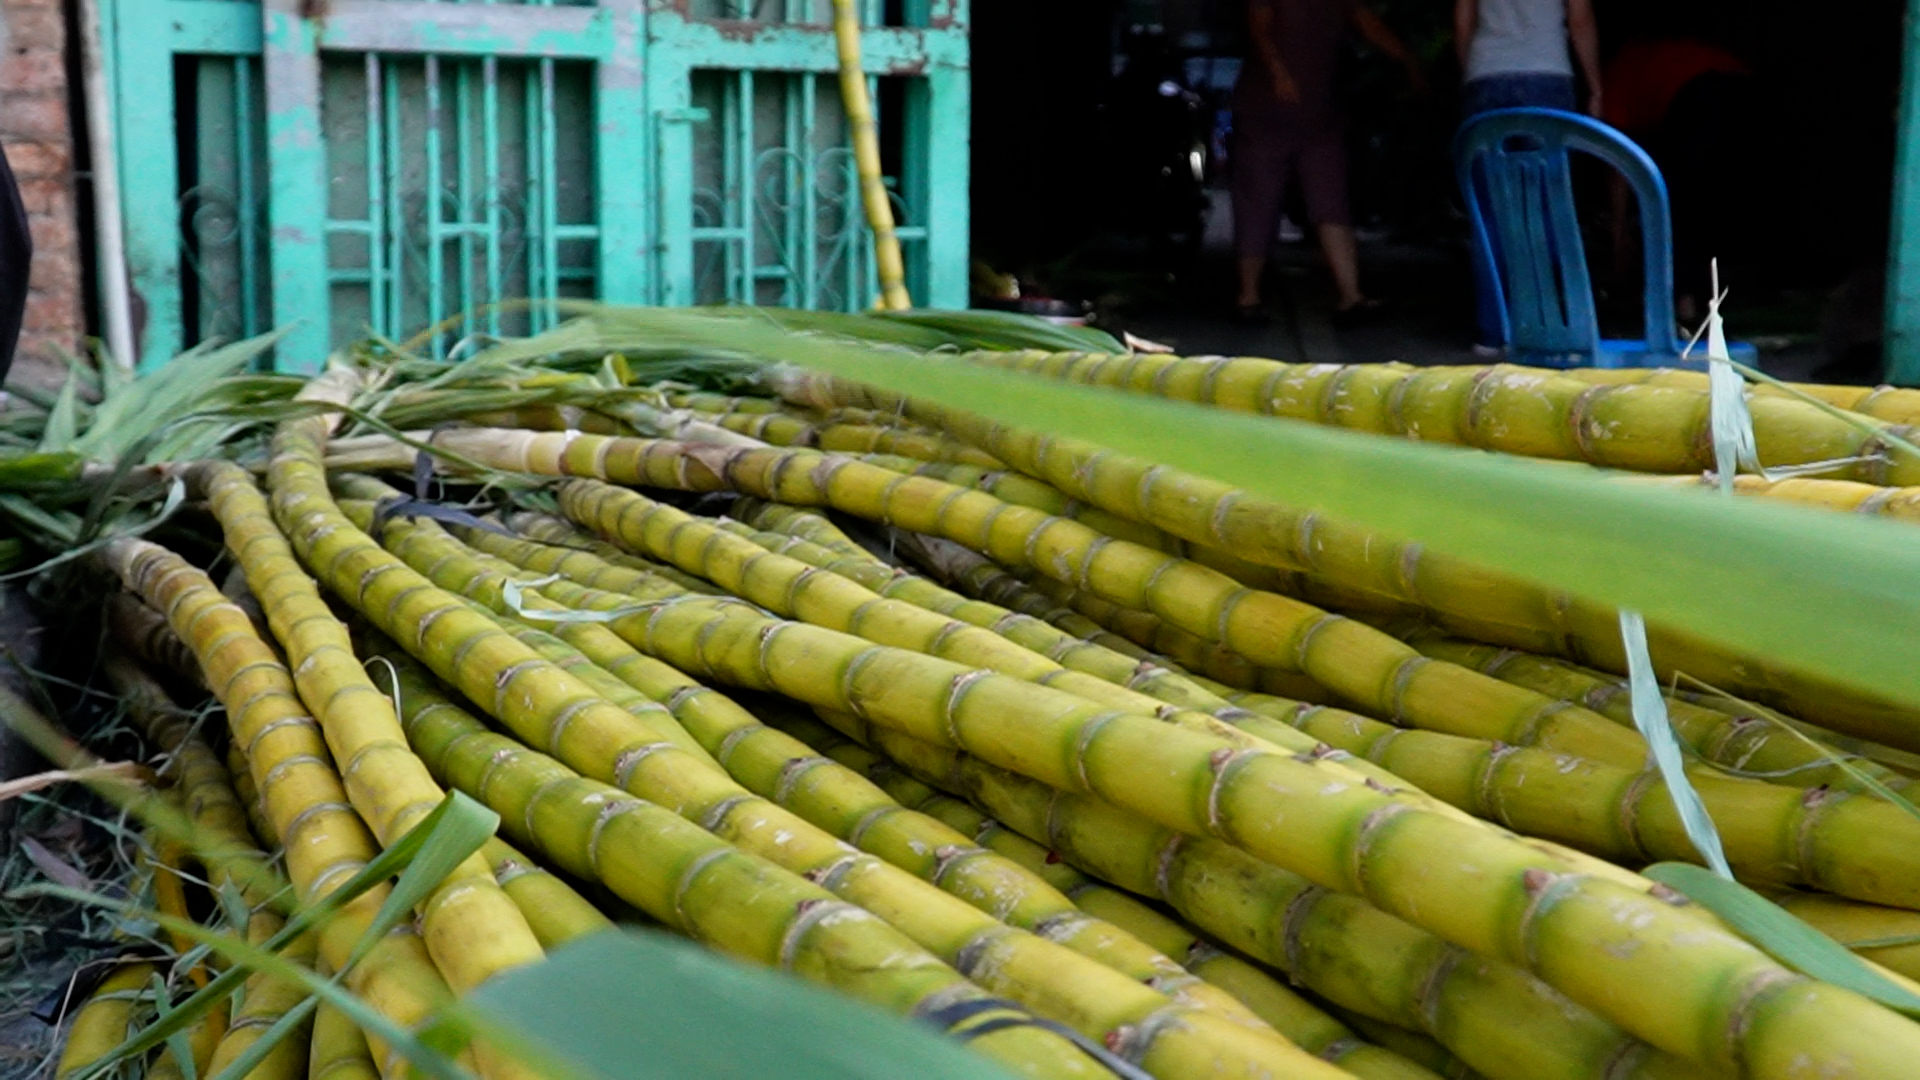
[712,516,1240,715]
[204,912,318,1080]
[338,501,1354,1080]
[104,538,455,1075]
[764,370,1920,752]
[830,0,911,311]
[424,430,1659,768]
[809,709,1700,1080]
[1559,367,1920,427]
[481,837,613,949]
[729,497,880,563]
[107,591,204,687]
[770,706,1451,1080]
[459,501,1445,815]
[474,593,1226,1004]
[1640,473,1920,522]
[1214,687,1920,909]
[368,648,1154,1080]
[556,478,1265,727]
[982,558,1334,700]
[418,487,1920,1077]
[1401,627,1914,795]
[310,989,381,1080]
[55,961,159,1080]
[932,352,1920,484]
[192,456,546,996]
[1771,893,1920,982]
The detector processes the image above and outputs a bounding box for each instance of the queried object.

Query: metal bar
[167,0,260,56]
[780,72,802,306]
[800,74,817,307]
[327,3,611,60]
[365,54,386,342]
[236,56,260,337]
[646,21,953,74]
[738,68,755,303]
[456,60,475,339]
[385,60,405,337]
[262,0,331,370]
[169,1,614,59]
[720,72,740,301]
[540,59,560,315]
[426,55,446,354]
[1890,0,1920,384]
[594,0,651,304]
[483,56,502,337]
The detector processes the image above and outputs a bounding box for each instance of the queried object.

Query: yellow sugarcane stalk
[331,498,1355,1080]
[105,538,456,1077]
[831,0,911,310]
[193,458,546,997]
[764,371,1920,753]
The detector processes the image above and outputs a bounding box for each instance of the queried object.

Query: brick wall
[0,0,83,393]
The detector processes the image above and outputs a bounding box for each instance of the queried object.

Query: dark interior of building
[969,0,1907,378]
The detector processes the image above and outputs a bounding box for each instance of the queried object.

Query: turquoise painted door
[104,0,969,371]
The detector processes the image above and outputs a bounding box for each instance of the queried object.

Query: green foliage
[1644,863,1920,1016]
[462,929,1019,1080]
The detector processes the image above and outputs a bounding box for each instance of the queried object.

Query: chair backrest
[1454,108,1678,361]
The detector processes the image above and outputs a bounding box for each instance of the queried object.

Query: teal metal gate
[103,0,969,370]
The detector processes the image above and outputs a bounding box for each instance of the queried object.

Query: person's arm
[1454,0,1477,73]
[1353,5,1428,93]
[1248,0,1301,104]
[1566,0,1602,116]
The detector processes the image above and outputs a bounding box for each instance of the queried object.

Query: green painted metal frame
[1889,0,1920,385]
[104,0,969,371]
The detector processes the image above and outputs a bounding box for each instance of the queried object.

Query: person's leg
[1318,224,1365,309]
[1230,122,1291,311]
[1298,127,1365,311]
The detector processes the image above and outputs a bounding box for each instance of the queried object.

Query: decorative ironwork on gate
[102,0,970,370]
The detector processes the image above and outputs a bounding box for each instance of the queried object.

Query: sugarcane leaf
[1642,862,1920,1015]
[24,884,473,1080]
[1619,611,1731,877]
[345,791,498,971]
[462,928,1020,1080]
[58,793,486,1079]
[37,367,82,452]
[667,322,1920,710]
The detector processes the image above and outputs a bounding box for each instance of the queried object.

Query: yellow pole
[832,0,912,310]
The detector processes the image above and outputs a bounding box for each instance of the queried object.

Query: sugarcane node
[1521,867,1558,898]
[1648,883,1690,906]
[1802,784,1833,808]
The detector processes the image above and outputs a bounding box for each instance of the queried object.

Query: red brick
[5,8,66,50]
[29,251,78,296]
[0,49,66,90]
[27,211,74,253]
[23,290,78,334]
[1,138,68,180]
[0,94,69,142]
[15,176,66,216]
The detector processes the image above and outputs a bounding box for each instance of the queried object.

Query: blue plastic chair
[1455,107,1751,369]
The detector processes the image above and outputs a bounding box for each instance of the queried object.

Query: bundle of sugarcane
[14,306,1920,1080]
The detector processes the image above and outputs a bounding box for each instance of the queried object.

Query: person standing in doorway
[1455,0,1601,352]
[1231,0,1423,326]
[1456,0,1600,117]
